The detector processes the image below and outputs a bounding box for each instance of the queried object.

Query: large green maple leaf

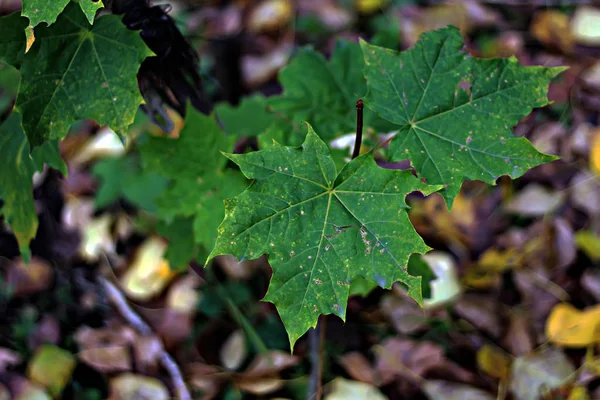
[208,126,442,348]
[10,3,151,146]
[22,0,103,27]
[361,26,564,207]
[267,40,394,143]
[0,111,66,261]
[139,106,247,270]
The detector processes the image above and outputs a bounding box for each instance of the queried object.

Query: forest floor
[1,0,600,399]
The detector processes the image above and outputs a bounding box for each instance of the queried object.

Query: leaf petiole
[351,99,364,159]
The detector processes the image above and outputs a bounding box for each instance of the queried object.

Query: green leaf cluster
[138,105,247,270]
[209,26,562,347]
[0,2,150,256]
[0,2,563,352]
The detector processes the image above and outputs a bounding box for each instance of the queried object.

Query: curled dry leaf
[454,295,503,338]
[78,346,131,373]
[509,347,575,400]
[4,256,53,298]
[80,214,115,262]
[476,345,511,380]
[218,255,258,280]
[501,310,535,357]
[546,303,600,347]
[109,373,169,400]
[570,171,600,216]
[247,0,293,33]
[121,236,177,301]
[531,10,574,52]
[27,345,76,398]
[422,380,495,400]
[151,309,193,349]
[70,127,126,167]
[75,325,137,350]
[62,197,94,231]
[505,184,566,216]
[422,252,462,309]
[374,338,444,385]
[242,350,299,377]
[571,6,600,46]
[324,378,386,400]
[220,330,247,371]
[380,292,427,334]
[166,274,202,315]
[242,44,293,88]
[186,363,221,399]
[337,352,376,385]
[236,377,284,395]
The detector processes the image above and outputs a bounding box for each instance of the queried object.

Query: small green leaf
[92,155,169,211]
[157,217,198,271]
[208,125,442,349]
[22,0,103,28]
[0,111,65,260]
[139,106,247,265]
[216,95,275,138]
[16,2,152,146]
[140,106,234,180]
[361,26,563,207]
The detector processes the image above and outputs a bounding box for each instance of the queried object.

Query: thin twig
[352,99,364,159]
[98,277,191,400]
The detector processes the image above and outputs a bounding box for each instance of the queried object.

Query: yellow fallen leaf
[546,303,600,347]
[568,385,590,400]
[27,345,76,398]
[355,0,390,15]
[121,236,178,301]
[531,10,574,52]
[248,0,293,33]
[575,230,600,261]
[478,248,520,273]
[476,344,511,380]
[591,132,600,176]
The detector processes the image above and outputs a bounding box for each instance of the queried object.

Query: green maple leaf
[10,3,151,146]
[0,13,28,68]
[91,155,169,212]
[361,26,564,207]
[156,217,200,272]
[22,0,103,27]
[139,106,247,269]
[208,126,442,349]
[216,95,275,138]
[0,111,66,261]
[268,40,394,142]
